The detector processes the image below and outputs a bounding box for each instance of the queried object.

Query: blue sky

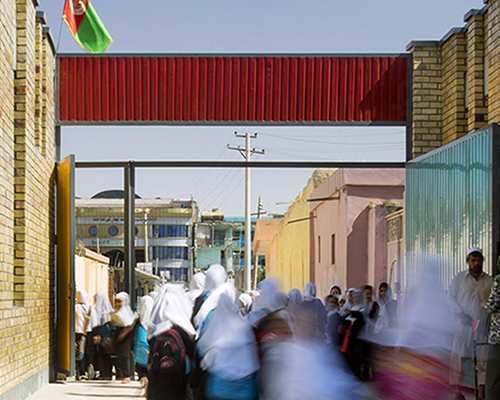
[39,0,485,216]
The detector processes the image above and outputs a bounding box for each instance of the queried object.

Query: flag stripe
[63,1,112,54]
[74,4,112,53]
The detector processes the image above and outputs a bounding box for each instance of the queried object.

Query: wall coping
[42,26,56,55]
[464,5,488,21]
[406,27,467,51]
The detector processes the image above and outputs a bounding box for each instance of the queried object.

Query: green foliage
[257,267,265,284]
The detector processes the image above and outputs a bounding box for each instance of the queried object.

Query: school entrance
[55,53,411,375]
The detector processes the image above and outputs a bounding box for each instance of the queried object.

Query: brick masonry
[0,0,56,398]
[406,1,500,159]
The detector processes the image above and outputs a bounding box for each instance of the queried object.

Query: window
[108,226,119,236]
[89,226,98,236]
[152,225,189,238]
[213,230,225,246]
[152,246,189,260]
[318,235,321,263]
[331,234,336,265]
[166,268,188,282]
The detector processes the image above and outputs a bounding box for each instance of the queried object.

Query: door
[56,155,76,375]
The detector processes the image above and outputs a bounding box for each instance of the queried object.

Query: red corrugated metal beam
[57,55,408,124]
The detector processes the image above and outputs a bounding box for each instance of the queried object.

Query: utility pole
[228,132,264,291]
[253,196,263,289]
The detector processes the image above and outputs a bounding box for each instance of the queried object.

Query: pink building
[309,168,405,299]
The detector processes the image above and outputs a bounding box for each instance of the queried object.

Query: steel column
[124,161,136,309]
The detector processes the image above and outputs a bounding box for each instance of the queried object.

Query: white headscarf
[138,295,154,330]
[75,289,93,333]
[329,285,342,295]
[287,288,303,312]
[204,264,226,293]
[239,293,253,316]
[188,272,206,303]
[148,291,159,303]
[76,289,88,304]
[197,290,259,381]
[94,291,113,326]
[348,289,366,312]
[111,292,135,327]
[147,283,195,339]
[374,282,394,334]
[303,282,317,301]
[193,265,227,329]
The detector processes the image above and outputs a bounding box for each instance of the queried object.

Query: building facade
[76,193,197,284]
[0,1,56,399]
[195,210,259,284]
[264,169,334,292]
[309,169,405,299]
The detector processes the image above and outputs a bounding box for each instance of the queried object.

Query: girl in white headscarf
[188,272,206,304]
[75,289,96,379]
[239,293,253,316]
[197,289,259,400]
[146,284,196,400]
[374,282,398,335]
[134,296,154,385]
[92,291,114,380]
[339,289,367,380]
[94,291,113,326]
[287,288,302,312]
[110,292,136,382]
[192,264,226,330]
[298,282,327,341]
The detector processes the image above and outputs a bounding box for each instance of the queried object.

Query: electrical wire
[197,167,240,205]
[181,145,232,198]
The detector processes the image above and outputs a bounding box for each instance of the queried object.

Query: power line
[181,145,229,198]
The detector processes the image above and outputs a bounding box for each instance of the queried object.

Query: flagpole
[56,0,66,52]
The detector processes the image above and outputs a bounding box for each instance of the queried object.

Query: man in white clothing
[448,247,493,399]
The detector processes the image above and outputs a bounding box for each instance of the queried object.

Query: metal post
[124,161,136,310]
[144,209,149,263]
[245,133,251,292]
[252,196,263,289]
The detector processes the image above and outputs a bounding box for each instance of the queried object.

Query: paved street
[26,380,145,400]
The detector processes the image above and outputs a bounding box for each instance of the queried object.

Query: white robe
[447,270,493,386]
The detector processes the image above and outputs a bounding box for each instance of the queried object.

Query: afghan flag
[63,0,112,53]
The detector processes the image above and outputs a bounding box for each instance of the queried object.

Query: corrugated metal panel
[57,55,408,124]
[405,126,496,292]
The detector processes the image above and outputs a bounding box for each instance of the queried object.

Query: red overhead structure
[57,54,409,125]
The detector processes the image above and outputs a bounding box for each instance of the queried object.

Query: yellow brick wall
[466,13,488,132]
[408,1,500,158]
[441,33,468,144]
[0,0,56,397]
[408,44,442,158]
[487,0,500,122]
[271,169,333,293]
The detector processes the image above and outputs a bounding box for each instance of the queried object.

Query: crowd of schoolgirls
[75,267,399,399]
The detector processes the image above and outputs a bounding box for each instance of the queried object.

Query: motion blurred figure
[147,284,195,400]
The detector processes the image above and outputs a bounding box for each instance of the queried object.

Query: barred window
[152,225,189,238]
[152,246,189,260]
[167,268,188,282]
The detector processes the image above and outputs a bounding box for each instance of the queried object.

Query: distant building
[309,168,405,298]
[262,169,335,292]
[76,191,197,284]
[195,209,260,284]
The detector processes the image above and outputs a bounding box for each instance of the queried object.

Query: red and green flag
[63,0,112,53]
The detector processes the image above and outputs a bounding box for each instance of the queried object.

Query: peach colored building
[309,169,405,299]
[253,218,281,277]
